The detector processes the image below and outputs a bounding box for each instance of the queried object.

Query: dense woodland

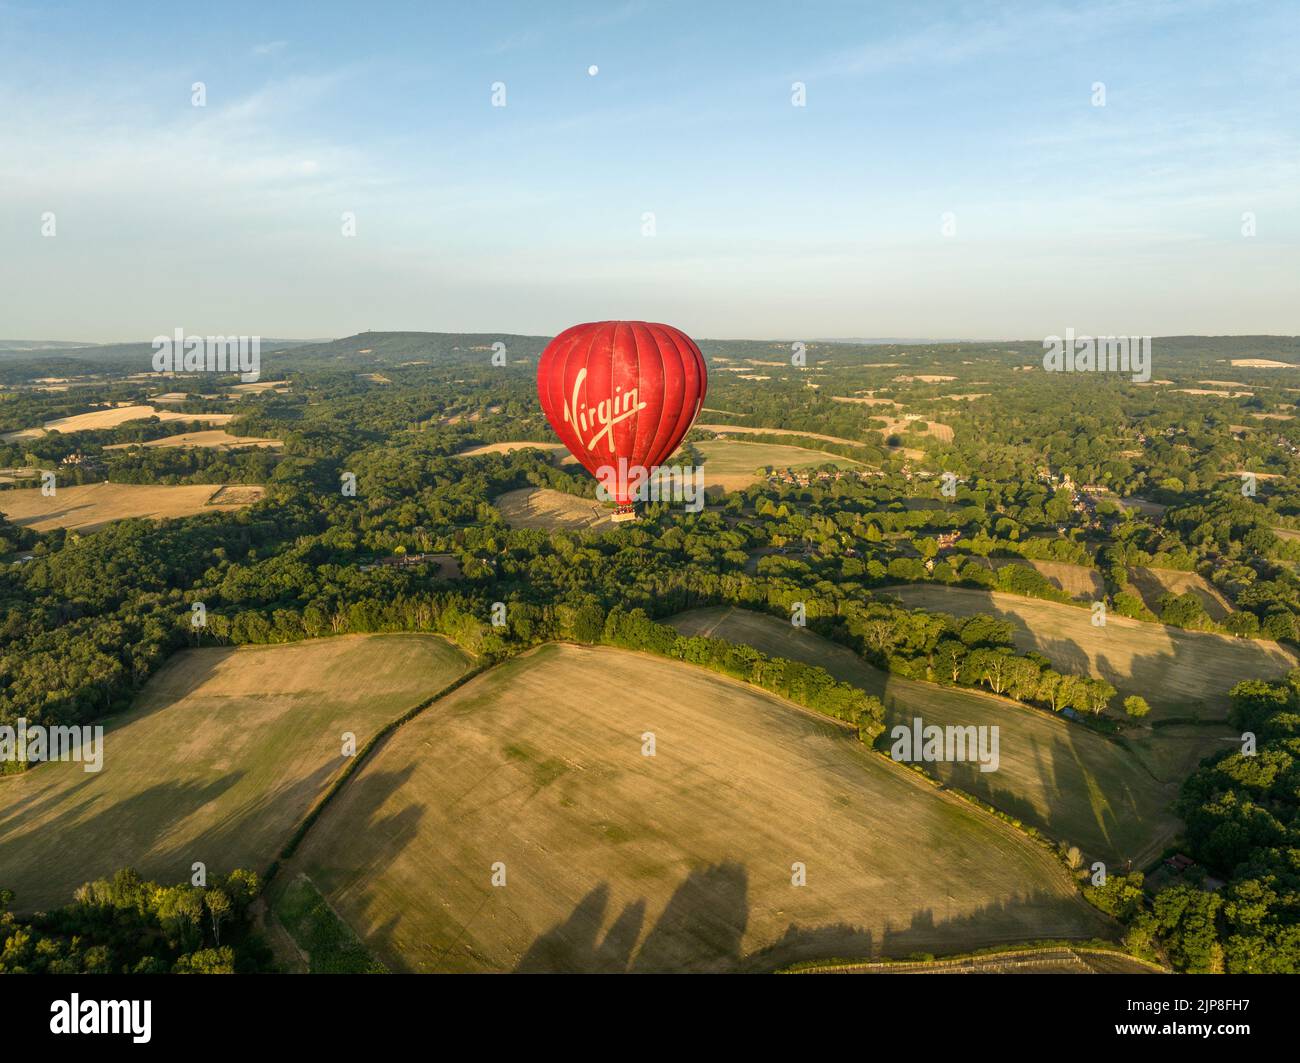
[0,867,270,974]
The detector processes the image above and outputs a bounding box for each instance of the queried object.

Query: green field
[669,607,1236,866]
[881,584,1295,719]
[0,634,471,911]
[694,439,864,492]
[283,643,1110,972]
[274,875,388,973]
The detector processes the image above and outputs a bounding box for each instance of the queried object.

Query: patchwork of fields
[669,606,1236,866]
[0,635,471,911]
[284,644,1109,972]
[104,429,282,451]
[1,404,235,441]
[881,584,1295,719]
[1128,566,1234,621]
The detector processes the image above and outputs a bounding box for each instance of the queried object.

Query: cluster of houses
[1272,432,1300,458]
[766,466,866,488]
[59,452,106,475]
[1036,468,1110,530]
[357,552,445,573]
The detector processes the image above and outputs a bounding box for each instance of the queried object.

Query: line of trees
[0,867,271,974]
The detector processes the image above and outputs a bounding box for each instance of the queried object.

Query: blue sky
[1,0,1297,341]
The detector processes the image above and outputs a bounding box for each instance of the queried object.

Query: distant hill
[270,331,552,367]
[814,337,970,345]
[0,340,100,352]
[3,331,1296,377]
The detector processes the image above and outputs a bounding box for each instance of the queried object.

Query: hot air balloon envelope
[537,321,707,519]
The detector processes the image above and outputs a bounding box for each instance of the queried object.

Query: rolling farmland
[493,487,611,529]
[284,643,1110,973]
[694,439,865,492]
[103,429,283,451]
[881,584,1296,719]
[0,482,267,532]
[670,606,1234,865]
[0,404,235,441]
[0,635,471,911]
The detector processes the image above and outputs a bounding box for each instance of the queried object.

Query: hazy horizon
[5,329,1300,352]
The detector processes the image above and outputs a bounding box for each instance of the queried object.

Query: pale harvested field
[882,585,1296,719]
[670,607,1222,865]
[832,396,899,407]
[0,482,266,532]
[0,466,39,484]
[1,404,236,441]
[0,635,471,912]
[229,381,288,394]
[288,644,1109,972]
[1226,470,1283,480]
[1230,359,1294,368]
[455,441,567,459]
[1128,567,1234,622]
[494,487,610,529]
[968,558,1105,600]
[877,416,955,444]
[696,439,863,492]
[104,429,282,451]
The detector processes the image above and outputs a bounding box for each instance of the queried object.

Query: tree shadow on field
[515,863,748,973]
[515,864,1112,973]
[631,862,749,972]
[0,774,245,913]
[302,763,426,868]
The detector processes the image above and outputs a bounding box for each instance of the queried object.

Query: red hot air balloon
[537,321,707,520]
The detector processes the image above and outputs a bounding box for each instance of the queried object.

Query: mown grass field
[0,482,267,532]
[670,607,1233,866]
[274,875,388,973]
[286,643,1110,973]
[881,584,1295,719]
[695,439,864,492]
[694,423,869,447]
[0,635,471,911]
